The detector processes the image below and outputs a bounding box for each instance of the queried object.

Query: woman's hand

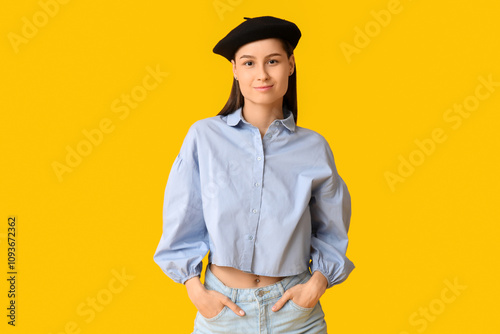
[272,271,328,312]
[184,276,245,318]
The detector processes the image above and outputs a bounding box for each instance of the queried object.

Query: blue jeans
[192,264,327,334]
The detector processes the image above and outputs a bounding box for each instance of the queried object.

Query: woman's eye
[269,59,278,64]
[244,61,253,66]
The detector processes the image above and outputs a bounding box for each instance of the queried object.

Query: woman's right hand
[184,276,246,318]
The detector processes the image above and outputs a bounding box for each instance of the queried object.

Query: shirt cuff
[310,259,355,289]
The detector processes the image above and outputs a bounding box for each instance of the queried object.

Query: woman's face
[232,38,295,109]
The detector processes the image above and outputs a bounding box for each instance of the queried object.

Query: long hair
[216,39,298,124]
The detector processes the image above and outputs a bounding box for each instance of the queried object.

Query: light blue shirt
[153,107,354,289]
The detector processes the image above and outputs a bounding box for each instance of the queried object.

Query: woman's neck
[241,100,284,136]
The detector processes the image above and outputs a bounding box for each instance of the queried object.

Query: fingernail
[239,310,245,316]
[272,306,276,312]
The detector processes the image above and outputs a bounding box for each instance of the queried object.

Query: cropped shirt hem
[208,260,309,279]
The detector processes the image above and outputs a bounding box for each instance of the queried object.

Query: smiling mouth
[254,85,273,90]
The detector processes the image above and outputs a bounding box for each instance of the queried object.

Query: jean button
[257,290,269,297]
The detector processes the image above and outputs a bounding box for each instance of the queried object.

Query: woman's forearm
[184,276,205,299]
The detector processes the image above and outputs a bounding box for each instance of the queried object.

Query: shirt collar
[226,107,296,132]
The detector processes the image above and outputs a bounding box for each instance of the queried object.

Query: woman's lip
[254,85,273,91]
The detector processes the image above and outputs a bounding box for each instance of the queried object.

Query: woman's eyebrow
[266,53,284,58]
[239,53,284,59]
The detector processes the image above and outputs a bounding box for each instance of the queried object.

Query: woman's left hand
[272,271,328,312]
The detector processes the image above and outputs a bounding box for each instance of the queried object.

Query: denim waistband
[204,264,311,303]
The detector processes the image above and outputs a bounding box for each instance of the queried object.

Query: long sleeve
[153,125,209,284]
[309,139,355,289]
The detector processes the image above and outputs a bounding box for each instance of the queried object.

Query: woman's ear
[289,54,295,75]
[231,59,237,79]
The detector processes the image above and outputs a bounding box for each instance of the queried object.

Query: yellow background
[1,0,499,333]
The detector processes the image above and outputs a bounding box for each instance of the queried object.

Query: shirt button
[265,134,271,138]
[254,182,259,187]
[274,121,279,125]
[252,209,257,214]
[248,235,254,240]
[257,156,262,161]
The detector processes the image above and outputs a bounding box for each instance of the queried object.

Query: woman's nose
[256,64,269,81]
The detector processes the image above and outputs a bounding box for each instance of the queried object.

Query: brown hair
[216,39,298,124]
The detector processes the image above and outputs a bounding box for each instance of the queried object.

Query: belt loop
[277,279,285,296]
[280,273,293,291]
[231,288,237,302]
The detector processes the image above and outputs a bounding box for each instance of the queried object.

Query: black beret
[213,16,301,62]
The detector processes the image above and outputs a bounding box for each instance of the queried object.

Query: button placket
[242,127,265,272]
[265,122,280,140]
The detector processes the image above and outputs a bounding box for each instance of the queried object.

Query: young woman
[154,16,354,333]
